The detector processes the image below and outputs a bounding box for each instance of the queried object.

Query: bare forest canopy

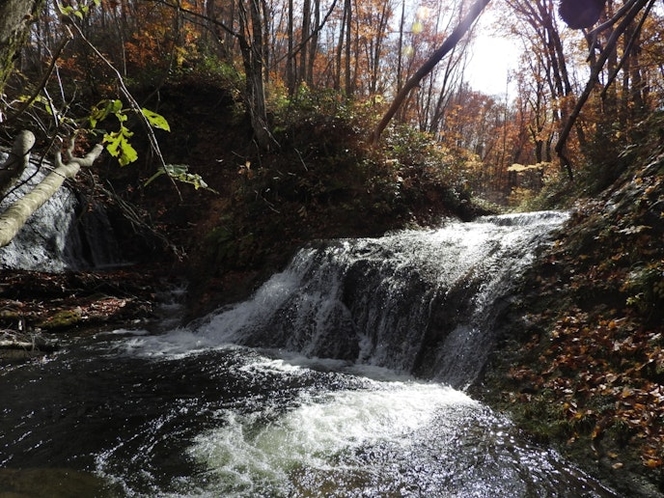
[0,0,663,209]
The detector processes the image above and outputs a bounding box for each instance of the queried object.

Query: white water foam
[186,381,477,497]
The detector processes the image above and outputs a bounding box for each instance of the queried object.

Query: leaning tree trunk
[370,0,491,144]
[0,131,104,247]
[0,0,45,93]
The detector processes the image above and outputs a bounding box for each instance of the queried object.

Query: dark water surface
[1,331,620,497]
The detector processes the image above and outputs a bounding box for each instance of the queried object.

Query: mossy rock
[36,308,83,330]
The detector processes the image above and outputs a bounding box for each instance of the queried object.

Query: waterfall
[0,150,121,271]
[195,211,568,388]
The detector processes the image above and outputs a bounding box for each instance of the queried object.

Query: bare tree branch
[555,0,652,178]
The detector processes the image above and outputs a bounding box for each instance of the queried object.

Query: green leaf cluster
[89,99,170,167]
[104,126,137,166]
[57,0,101,20]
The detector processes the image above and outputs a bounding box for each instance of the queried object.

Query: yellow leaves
[641,444,664,468]
[89,98,122,128]
[619,386,635,399]
[507,162,549,172]
[643,458,663,469]
[104,127,137,166]
[89,99,169,167]
[57,0,100,20]
[606,317,627,329]
[605,454,624,470]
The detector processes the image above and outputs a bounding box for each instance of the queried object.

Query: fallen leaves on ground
[0,267,166,333]
[489,153,664,488]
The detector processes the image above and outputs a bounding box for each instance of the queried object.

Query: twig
[294,148,309,171]
[67,23,182,201]
[3,36,72,124]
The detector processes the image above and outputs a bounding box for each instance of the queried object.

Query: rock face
[0,149,121,271]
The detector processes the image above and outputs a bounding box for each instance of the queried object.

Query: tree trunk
[0,0,45,93]
[238,0,271,149]
[306,0,320,87]
[287,0,296,94]
[344,0,352,95]
[300,0,311,86]
[371,0,491,144]
[0,132,104,247]
[334,0,347,91]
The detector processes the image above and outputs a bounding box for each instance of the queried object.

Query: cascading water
[0,211,625,497]
[186,210,569,388]
[0,150,121,271]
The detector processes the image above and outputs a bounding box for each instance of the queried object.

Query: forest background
[1,0,664,495]
[5,0,663,207]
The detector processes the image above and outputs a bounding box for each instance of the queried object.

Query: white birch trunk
[0,133,104,247]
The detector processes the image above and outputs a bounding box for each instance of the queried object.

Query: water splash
[188,382,475,497]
